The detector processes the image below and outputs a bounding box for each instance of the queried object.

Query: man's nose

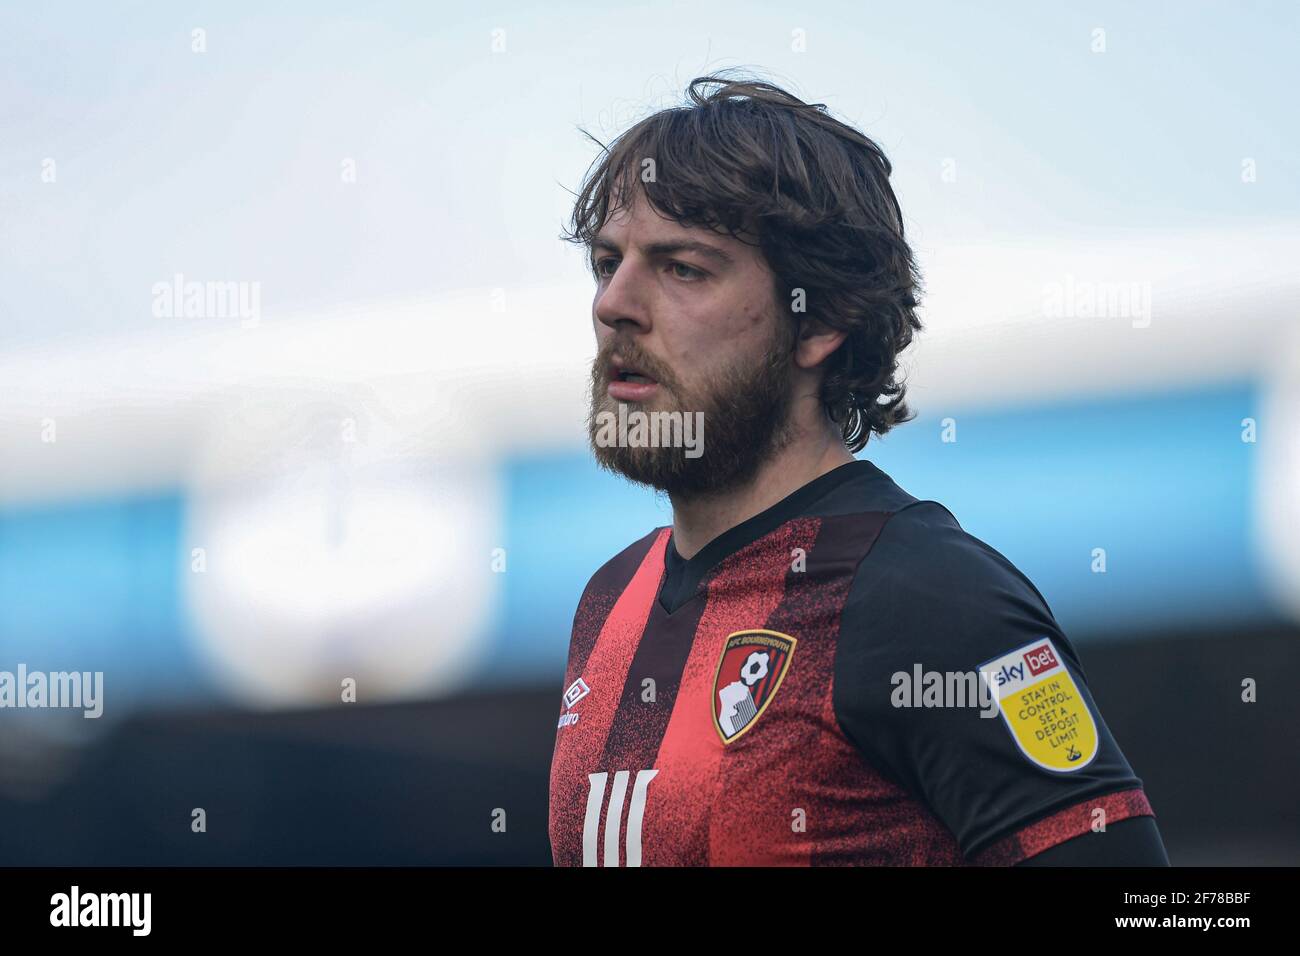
[594,260,650,333]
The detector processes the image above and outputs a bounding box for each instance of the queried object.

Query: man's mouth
[607,357,661,401]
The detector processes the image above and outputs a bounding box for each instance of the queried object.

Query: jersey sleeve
[832,500,1156,865]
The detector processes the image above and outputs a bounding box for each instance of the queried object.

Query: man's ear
[793,318,847,371]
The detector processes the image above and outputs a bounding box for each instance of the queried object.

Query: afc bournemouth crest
[711,629,797,745]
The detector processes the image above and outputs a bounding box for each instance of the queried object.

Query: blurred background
[1,1,1297,865]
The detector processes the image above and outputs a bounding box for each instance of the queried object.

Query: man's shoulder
[811,457,921,518]
[842,496,1065,666]
[809,460,1012,584]
[860,497,1051,602]
[565,527,668,644]
[580,526,668,595]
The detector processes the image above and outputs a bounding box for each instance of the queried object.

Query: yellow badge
[980,638,1098,772]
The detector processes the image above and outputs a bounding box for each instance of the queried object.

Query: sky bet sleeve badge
[979,637,1099,773]
[712,629,796,745]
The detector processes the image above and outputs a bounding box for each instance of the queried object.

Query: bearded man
[548,74,1168,868]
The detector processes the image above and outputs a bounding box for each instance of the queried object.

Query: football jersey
[547,458,1155,865]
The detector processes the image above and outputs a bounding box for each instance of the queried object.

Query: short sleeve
[832,500,1155,864]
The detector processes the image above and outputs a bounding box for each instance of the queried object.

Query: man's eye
[593,257,618,278]
[670,262,705,281]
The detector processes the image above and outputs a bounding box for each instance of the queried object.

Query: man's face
[586,187,796,498]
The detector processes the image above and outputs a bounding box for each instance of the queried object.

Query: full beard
[586,326,797,500]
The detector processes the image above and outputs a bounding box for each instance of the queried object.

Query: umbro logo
[563,678,590,709]
[558,678,590,729]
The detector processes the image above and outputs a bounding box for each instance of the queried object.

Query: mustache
[592,338,675,390]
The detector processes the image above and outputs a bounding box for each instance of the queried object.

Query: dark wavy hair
[561,72,922,452]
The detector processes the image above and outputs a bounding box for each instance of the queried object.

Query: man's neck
[669,425,855,560]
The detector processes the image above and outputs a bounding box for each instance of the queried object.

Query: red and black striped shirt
[548,458,1155,865]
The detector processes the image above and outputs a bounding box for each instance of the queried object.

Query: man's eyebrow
[588,236,735,266]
